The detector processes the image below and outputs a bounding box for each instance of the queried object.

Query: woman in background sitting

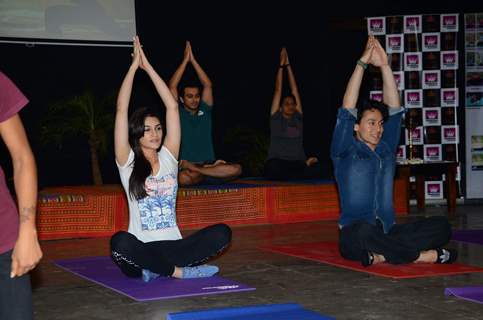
[264,47,321,180]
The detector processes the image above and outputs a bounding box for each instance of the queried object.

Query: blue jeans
[0,250,33,320]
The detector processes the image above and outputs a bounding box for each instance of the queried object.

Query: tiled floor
[32,204,483,319]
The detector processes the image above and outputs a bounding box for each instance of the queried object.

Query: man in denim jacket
[331,36,457,267]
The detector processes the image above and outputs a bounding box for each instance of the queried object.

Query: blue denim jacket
[330,107,404,233]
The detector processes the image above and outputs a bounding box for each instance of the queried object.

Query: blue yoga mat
[167,303,334,320]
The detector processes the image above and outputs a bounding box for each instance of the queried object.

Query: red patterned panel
[177,187,268,229]
[37,185,128,240]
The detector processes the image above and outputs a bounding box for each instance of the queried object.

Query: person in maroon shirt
[0,71,42,320]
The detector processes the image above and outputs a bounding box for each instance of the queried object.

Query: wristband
[357,59,368,70]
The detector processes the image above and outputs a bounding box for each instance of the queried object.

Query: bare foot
[414,250,437,263]
[305,157,319,167]
[172,266,183,278]
[372,253,386,265]
[203,159,227,168]
[362,252,386,266]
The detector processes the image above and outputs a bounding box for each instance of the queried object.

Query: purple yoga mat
[54,256,255,302]
[445,286,483,304]
[452,230,483,245]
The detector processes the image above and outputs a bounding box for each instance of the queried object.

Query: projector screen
[0,0,136,44]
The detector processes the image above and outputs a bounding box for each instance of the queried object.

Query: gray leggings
[0,250,33,320]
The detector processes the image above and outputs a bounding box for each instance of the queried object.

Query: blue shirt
[179,101,215,163]
[330,107,404,233]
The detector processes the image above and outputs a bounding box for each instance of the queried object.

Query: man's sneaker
[141,269,160,282]
[435,248,458,264]
[181,265,219,279]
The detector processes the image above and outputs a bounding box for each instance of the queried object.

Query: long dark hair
[128,107,164,200]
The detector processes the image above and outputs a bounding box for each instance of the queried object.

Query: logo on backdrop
[405,89,423,108]
[425,181,443,199]
[441,88,458,107]
[404,52,422,71]
[386,34,404,53]
[423,108,441,126]
[369,91,383,102]
[442,126,459,144]
[393,71,405,90]
[396,145,406,162]
[422,70,441,89]
[424,145,442,161]
[441,51,458,70]
[404,15,422,33]
[367,17,386,35]
[441,14,459,32]
[423,33,441,51]
[406,126,423,145]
